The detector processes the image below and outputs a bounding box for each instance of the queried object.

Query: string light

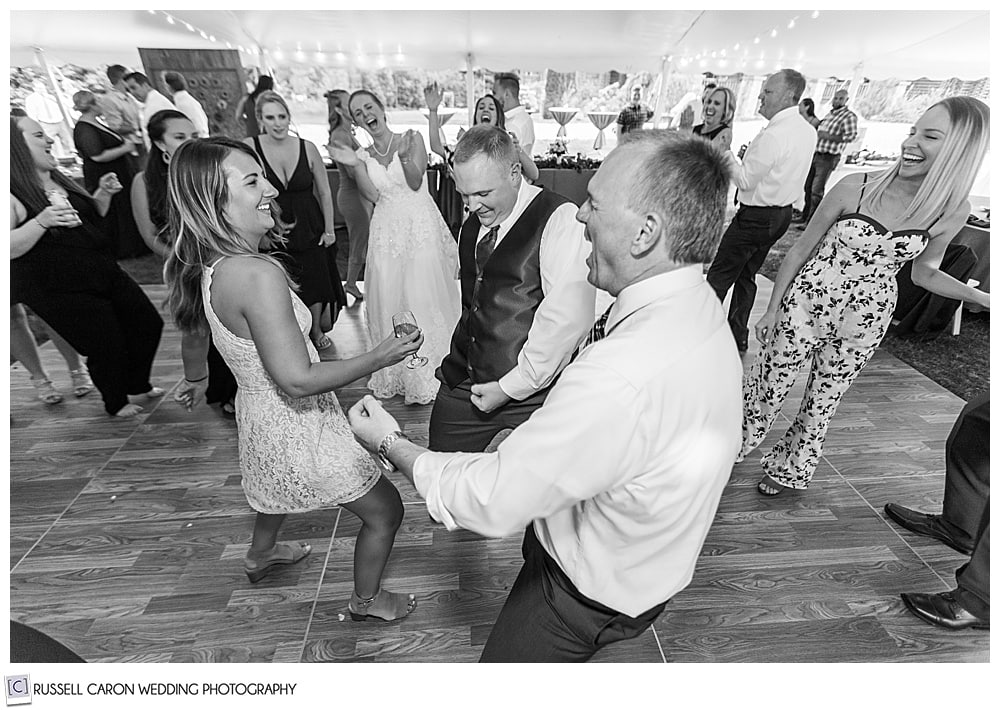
[671,11,818,73]
[147,10,248,53]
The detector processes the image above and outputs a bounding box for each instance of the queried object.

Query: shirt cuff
[497,369,536,402]
[412,451,460,530]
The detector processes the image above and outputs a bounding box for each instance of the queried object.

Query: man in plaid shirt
[617,87,653,135]
[799,89,858,222]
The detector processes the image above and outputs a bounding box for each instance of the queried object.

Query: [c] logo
[5,675,32,706]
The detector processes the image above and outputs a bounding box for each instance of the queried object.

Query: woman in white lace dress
[329,90,460,405]
[165,137,420,622]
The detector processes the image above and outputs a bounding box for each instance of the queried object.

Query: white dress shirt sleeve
[414,359,640,537]
[497,203,595,401]
[730,130,778,193]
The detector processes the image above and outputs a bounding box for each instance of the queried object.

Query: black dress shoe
[883,503,974,554]
[901,591,989,630]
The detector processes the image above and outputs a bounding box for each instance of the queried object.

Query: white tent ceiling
[10,9,991,81]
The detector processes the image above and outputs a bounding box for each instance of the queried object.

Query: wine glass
[392,311,427,369]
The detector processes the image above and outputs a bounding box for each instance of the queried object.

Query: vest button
[470,336,476,343]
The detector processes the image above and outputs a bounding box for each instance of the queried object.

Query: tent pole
[848,61,865,105]
[34,47,74,145]
[652,55,672,128]
[465,53,475,125]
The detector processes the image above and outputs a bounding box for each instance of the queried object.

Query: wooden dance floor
[8,281,988,662]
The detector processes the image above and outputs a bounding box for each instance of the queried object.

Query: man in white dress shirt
[427,125,595,454]
[493,72,535,157]
[123,72,176,149]
[162,71,210,137]
[348,130,743,662]
[705,68,817,352]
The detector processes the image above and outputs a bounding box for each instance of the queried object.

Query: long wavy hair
[164,137,290,335]
[326,89,349,142]
[473,95,507,129]
[144,109,192,231]
[863,96,989,228]
[10,116,90,218]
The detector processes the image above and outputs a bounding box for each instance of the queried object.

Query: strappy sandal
[349,588,417,622]
[244,541,311,583]
[30,377,63,405]
[69,368,94,397]
[756,474,787,497]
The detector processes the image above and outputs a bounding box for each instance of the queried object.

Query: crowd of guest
[10,63,991,663]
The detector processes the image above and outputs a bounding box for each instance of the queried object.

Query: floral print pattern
[740,214,929,488]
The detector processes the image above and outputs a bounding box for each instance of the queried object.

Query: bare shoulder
[212,255,287,295]
[929,199,972,240]
[10,193,26,225]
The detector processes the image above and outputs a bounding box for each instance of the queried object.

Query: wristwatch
[377,430,408,471]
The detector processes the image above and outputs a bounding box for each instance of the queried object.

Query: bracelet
[32,217,47,230]
[184,374,208,383]
[376,430,407,471]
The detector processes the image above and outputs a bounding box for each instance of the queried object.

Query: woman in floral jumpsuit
[742,97,991,496]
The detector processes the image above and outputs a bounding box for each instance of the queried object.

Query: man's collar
[768,105,802,124]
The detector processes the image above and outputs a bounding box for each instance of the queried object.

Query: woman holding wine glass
[329,90,460,405]
[165,137,422,620]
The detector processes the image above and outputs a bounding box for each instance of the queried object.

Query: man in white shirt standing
[493,72,535,156]
[123,72,176,148]
[348,130,743,662]
[706,68,817,353]
[427,125,595,455]
[163,71,210,137]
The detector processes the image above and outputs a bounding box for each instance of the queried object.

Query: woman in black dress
[692,87,735,151]
[243,90,346,352]
[11,115,163,417]
[71,90,146,258]
[131,109,239,416]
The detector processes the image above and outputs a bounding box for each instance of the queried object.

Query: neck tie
[585,303,614,347]
[476,226,499,276]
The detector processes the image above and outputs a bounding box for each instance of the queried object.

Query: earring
[162,151,170,165]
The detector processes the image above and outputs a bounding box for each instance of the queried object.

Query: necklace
[372,134,394,157]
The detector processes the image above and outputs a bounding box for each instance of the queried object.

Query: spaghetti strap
[857,172,868,213]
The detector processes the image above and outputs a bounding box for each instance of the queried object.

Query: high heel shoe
[30,377,63,405]
[344,284,364,302]
[69,368,94,397]
[349,588,417,621]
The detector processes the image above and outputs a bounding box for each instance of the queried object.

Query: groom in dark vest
[429,125,595,452]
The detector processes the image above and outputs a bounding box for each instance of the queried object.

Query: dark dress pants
[803,151,840,221]
[428,378,548,453]
[705,205,793,348]
[480,526,666,662]
[25,268,163,415]
[942,394,990,540]
[955,498,989,620]
[941,394,989,618]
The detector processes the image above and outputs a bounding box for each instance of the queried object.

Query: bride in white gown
[329,90,460,405]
